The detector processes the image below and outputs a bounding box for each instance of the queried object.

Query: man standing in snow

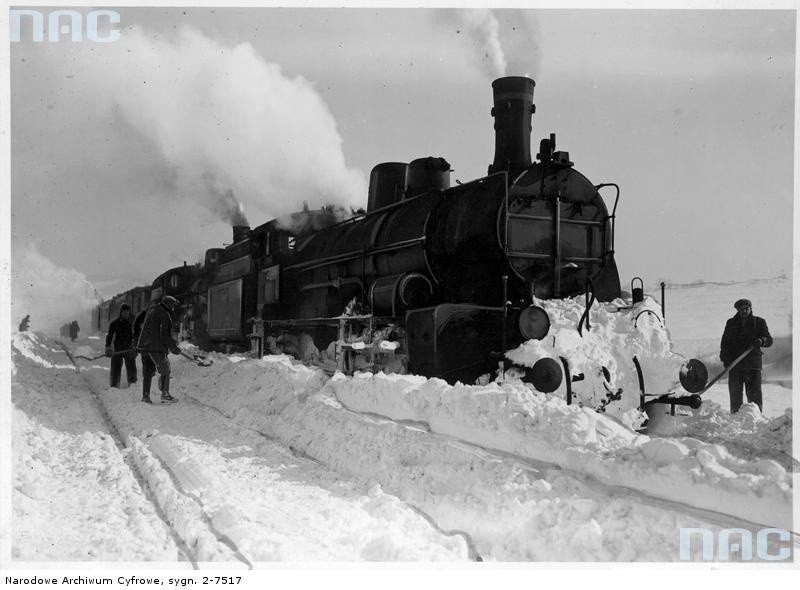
[69,320,80,342]
[719,298,772,413]
[136,295,181,404]
[105,303,137,388]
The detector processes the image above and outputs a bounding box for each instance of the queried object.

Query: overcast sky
[8,7,796,330]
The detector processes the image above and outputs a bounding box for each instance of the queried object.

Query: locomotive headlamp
[530,357,563,393]
[518,305,550,340]
[678,359,708,393]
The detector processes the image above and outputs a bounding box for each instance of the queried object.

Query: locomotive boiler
[248,76,622,384]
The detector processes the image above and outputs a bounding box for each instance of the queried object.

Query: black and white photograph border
[1,0,799,584]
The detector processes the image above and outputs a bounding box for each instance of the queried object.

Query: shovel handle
[74,348,136,361]
[179,350,211,366]
[700,345,755,395]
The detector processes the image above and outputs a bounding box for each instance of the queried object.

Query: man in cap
[105,303,137,388]
[719,298,772,413]
[136,295,181,404]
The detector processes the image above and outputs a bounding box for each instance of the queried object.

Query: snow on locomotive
[95,76,709,423]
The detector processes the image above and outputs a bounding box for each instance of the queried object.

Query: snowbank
[161,353,792,559]
[328,371,792,529]
[507,295,688,426]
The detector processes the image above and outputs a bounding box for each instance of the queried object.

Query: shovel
[179,350,214,367]
[73,348,135,361]
[698,345,755,395]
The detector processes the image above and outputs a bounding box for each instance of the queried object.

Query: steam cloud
[455,9,507,78]
[11,244,102,334]
[274,204,354,235]
[80,26,366,225]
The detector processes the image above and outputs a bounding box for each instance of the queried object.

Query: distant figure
[18,315,30,332]
[105,303,137,388]
[136,295,181,404]
[720,298,773,413]
[69,320,80,342]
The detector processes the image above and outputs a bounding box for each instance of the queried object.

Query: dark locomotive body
[94,76,623,385]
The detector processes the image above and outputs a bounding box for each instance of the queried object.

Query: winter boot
[160,391,178,404]
[142,375,152,404]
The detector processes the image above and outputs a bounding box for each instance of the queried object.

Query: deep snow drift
[10,308,795,561]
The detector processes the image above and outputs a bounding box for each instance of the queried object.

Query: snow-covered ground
[10,297,796,563]
[11,333,469,563]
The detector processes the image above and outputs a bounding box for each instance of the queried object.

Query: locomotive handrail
[506,251,551,259]
[284,236,426,273]
[562,255,604,264]
[508,212,605,227]
[594,183,620,254]
[506,252,604,264]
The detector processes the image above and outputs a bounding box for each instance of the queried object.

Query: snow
[8,276,796,563]
[11,332,469,562]
[506,295,690,428]
[11,333,181,561]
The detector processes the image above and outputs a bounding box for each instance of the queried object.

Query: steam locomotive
[93,76,707,404]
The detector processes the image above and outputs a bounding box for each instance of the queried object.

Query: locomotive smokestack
[488,76,535,179]
[232,225,250,243]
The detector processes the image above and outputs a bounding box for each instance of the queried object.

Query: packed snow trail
[11,333,185,562]
[60,347,469,561]
[14,333,470,562]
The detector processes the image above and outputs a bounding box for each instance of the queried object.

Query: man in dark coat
[105,303,137,388]
[719,298,772,413]
[69,320,80,342]
[136,295,181,404]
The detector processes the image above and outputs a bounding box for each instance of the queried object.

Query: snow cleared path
[11,333,469,562]
[11,334,184,562]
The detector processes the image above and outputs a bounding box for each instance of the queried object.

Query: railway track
[56,341,201,566]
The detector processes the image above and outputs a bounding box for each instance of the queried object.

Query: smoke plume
[455,9,507,78]
[11,244,102,334]
[274,203,354,235]
[203,175,249,226]
[76,26,367,225]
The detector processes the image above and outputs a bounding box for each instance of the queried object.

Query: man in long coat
[720,298,772,413]
[136,295,181,404]
[105,303,137,387]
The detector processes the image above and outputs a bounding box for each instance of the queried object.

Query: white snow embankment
[166,354,776,561]
[647,398,793,462]
[329,371,792,530]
